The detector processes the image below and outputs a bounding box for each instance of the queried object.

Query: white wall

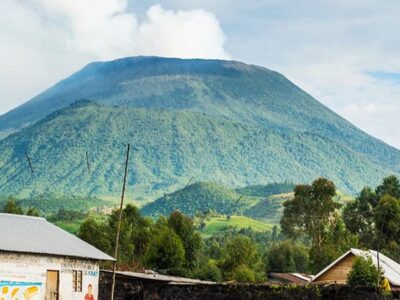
[0,252,99,300]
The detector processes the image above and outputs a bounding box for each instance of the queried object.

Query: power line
[25,152,33,174]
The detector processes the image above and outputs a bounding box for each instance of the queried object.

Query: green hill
[0,102,395,200]
[244,193,294,223]
[141,182,260,217]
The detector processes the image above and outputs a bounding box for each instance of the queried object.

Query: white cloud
[0,0,229,114]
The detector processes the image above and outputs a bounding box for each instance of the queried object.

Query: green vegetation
[343,175,400,262]
[1,57,400,202]
[266,240,309,273]
[3,173,400,286]
[200,216,273,238]
[347,256,383,288]
[281,178,358,272]
[236,183,295,197]
[141,182,260,218]
[1,101,393,202]
[244,193,293,223]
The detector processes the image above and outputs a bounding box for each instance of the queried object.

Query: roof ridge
[0,213,45,220]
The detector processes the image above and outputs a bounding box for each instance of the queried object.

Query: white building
[0,213,114,300]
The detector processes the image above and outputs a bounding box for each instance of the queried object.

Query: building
[268,272,313,285]
[0,213,114,300]
[312,248,400,289]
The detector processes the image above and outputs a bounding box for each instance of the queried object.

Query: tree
[374,194,400,260]
[3,198,23,215]
[78,218,112,254]
[347,256,382,288]
[168,211,202,269]
[376,175,400,200]
[195,260,222,282]
[108,204,152,264]
[266,240,309,273]
[343,187,375,247]
[145,226,186,275]
[311,218,358,272]
[280,178,340,271]
[374,195,400,243]
[219,235,262,279]
[26,207,40,217]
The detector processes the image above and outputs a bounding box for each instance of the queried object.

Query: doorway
[46,270,59,300]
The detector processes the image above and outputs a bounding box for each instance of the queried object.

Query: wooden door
[46,270,59,300]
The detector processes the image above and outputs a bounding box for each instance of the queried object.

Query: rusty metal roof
[0,213,114,261]
[269,272,312,284]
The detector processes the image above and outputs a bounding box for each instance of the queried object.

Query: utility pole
[111,144,130,300]
[376,220,385,289]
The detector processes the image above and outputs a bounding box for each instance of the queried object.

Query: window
[72,270,82,292]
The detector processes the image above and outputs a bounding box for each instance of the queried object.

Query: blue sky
[1,0,399,148]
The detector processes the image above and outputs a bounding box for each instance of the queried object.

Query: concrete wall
[0,252,99,300]
[100,281,400,300]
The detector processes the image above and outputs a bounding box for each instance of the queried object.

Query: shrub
[347,256,382,288]
[232,265,256,282]
[195,260,222,282]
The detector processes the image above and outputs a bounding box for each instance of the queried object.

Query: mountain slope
[0,56,399,173]
[0,101,395,199]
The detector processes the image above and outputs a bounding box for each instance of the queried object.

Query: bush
[145,226,186,275]
[195,260,222,282]
[232,265,256,282]
[266,240,309,273]
[347,256,382,288]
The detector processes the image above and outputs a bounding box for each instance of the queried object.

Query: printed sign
[0,281,42,300]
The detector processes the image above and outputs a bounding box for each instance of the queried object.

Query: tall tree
[168,211,202,269]
[78,218,112,254]
[376,175,400,199]
[266,240,309,273]
[108,204,152,264]
[343,187,375,247]
[280,178,341,272]
[374,193,400,261]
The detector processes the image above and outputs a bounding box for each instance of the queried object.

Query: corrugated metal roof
[312,248,400,286]
[102,270,215,284]
[0,213,114,261]
[269,272,312,284]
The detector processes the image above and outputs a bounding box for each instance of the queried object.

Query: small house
[312,248,400,289]
[0,213,114,300]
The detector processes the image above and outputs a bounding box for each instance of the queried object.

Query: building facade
[0,213,114,300]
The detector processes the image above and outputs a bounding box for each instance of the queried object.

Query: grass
[200,215,274,238]
[51,212,108,234]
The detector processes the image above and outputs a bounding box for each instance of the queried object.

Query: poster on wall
[0,281,42,300]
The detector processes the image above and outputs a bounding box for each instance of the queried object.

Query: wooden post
[111,143,130,300]
[377,220,385,289]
